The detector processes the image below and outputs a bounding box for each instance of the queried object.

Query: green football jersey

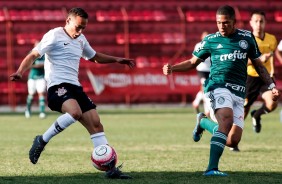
[193,29,261,98]
[28,55,45,80]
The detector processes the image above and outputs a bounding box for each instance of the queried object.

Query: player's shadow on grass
[1,171,282,184]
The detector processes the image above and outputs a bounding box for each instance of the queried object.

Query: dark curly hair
[216,5,235,20]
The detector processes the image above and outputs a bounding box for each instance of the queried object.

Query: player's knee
[94,122,104,131]
[68,111,83,120]
[265,102,278,111]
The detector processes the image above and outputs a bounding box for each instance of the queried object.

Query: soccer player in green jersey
[25,41,46,119]
[163,5,280,176]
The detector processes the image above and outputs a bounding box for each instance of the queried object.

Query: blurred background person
[244,10,279,134]
[25,41,46,119]
[192,31,211,117]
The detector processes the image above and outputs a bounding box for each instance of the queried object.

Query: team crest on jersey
[56,87,67,97]
[239,40,248,49]
[217,96,225,105]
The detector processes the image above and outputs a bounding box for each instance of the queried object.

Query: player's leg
[245,76,263,133]
[29,99,78,164]
[193,93,217,142]
[43,99,80,142]
[228,96,244,152]
[25,79,36,118]
[244,76,260,119]
[29,84,79,164]
[79,110,132,179]
[203,94,211,117]
[36,78,47,118]
[192,112,218,142]
[74,86,132,179]
[192,72,206,113]
[227,125,242,152]
[79,109,107,146]
[204,88,235,176]
[192,91,203,113]
[254,89,278,120]
[195,111,243,149]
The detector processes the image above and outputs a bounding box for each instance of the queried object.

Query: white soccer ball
[91,144,117,171]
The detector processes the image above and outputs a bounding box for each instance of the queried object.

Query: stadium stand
[0,0,281,108]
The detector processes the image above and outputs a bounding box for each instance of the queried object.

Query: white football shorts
[27,78,46,95]
[206,88,244,129]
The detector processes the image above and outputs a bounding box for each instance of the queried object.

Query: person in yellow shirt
[244,10,278,133]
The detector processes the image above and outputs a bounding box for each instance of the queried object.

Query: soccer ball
[91,144,117,171]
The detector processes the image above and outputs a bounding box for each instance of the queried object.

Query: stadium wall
[0,0,281,109]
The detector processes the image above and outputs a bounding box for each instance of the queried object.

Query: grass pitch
[0,106,282,184]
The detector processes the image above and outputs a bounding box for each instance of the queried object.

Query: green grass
[0,106,282,184]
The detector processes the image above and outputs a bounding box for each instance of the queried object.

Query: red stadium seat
[8,9,65,21]
[186,10,215,22]
[9,10,21,21]
[237,10,250,21]
[16,33,43,45]
[96,10,123,21]
[150,33,162,44]
[116,33,125,44]
[0,82,8,93]
[136,56,150,68]
[149,56,162,68]
[274,11,282,22]
[0,10,5,22]
[129,33,141,44]
[153,10,167,21]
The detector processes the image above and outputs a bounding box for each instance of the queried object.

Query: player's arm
[163,55,201,75]
[260,52,273,63]
[89,52,135,68]
[251,58,280,101]
[10,50,41,81]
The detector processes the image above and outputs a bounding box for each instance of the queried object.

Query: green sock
[26,95,33,112]
[200,117,218,134]
[207,131,227,171]
[39,96,45,113]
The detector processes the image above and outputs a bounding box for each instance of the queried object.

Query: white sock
[90,132,108,147]
[42,113,76,142]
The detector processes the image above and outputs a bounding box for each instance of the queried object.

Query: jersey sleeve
[82,39,96,60]
[192,38,211,61]
[248,33,261,60]
[33,29,55,57]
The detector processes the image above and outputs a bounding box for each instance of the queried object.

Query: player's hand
[271,87,280,101]
[260,53,273,63]
[117,58,135,69]
[163,63,172,75]
[9,72,22,81]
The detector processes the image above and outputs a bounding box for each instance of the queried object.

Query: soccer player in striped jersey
[163,5,280,176]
